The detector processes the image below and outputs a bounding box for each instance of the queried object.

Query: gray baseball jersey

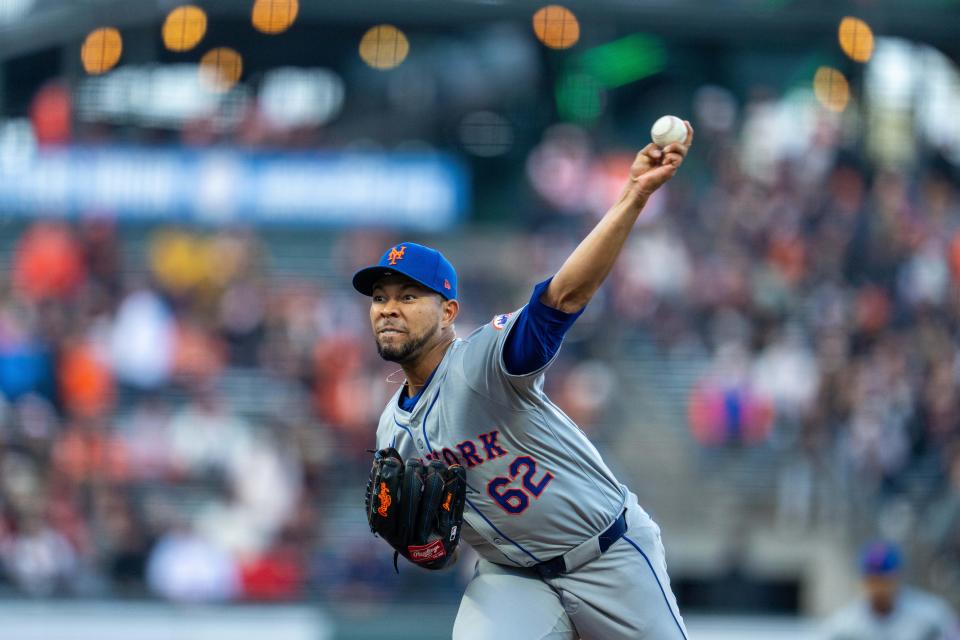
[374,308,689,639]
[822,587,958,640]
[374,309,627,566]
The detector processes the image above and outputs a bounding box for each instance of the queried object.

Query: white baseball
[650,115,687,147]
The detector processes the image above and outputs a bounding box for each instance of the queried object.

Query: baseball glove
[365,447,467,571]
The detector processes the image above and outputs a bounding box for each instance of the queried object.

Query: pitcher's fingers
[665,141,689,166]
[637,143,662,163]
[661,141,688,159]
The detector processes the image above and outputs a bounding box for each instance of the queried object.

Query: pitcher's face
[370,276,444,364]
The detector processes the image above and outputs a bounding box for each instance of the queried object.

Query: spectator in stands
[109,289,175,390]
[0,508,78,596]
[12,222,85,301]
[145,520,239,603]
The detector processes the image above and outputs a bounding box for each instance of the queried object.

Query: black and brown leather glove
[365,447,466,571]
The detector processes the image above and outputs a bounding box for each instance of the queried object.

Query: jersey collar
[393,339,461,419]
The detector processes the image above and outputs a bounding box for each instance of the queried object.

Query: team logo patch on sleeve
[492,313,512,330]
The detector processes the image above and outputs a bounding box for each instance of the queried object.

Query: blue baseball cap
[860,541,901,576]
[352,242,458,300]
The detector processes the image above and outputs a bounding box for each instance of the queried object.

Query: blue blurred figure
[822,541,958,640]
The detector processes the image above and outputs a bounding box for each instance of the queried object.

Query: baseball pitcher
[359,124,693,638]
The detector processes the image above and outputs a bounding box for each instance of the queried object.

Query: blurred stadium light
[531,5,580,50]
[838,16,874,63]
[812,66,850,113]
[0,0,957,62]
[161,5,207,53]
[250,0,298,35]
[572,33,666,89]
[259,68,345,129]
[199,47,243,93]
[80,26,122,75]
[358,24,410,70]
[458,110,514,157]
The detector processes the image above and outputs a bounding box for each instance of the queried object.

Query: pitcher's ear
[442,298,459,326]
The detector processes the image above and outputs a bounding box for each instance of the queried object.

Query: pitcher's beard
[376,328,434,363]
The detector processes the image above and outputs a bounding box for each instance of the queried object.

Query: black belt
[534,510,628,579]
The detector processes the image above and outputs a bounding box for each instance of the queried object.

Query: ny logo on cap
[387,245,406,266]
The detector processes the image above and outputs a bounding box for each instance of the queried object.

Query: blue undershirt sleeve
[503,277,586,376]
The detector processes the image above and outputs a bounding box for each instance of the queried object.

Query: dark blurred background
[0,0,959,637]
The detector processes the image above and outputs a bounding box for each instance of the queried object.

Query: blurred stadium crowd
[0,101,958,608]
[0,2,958,621]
